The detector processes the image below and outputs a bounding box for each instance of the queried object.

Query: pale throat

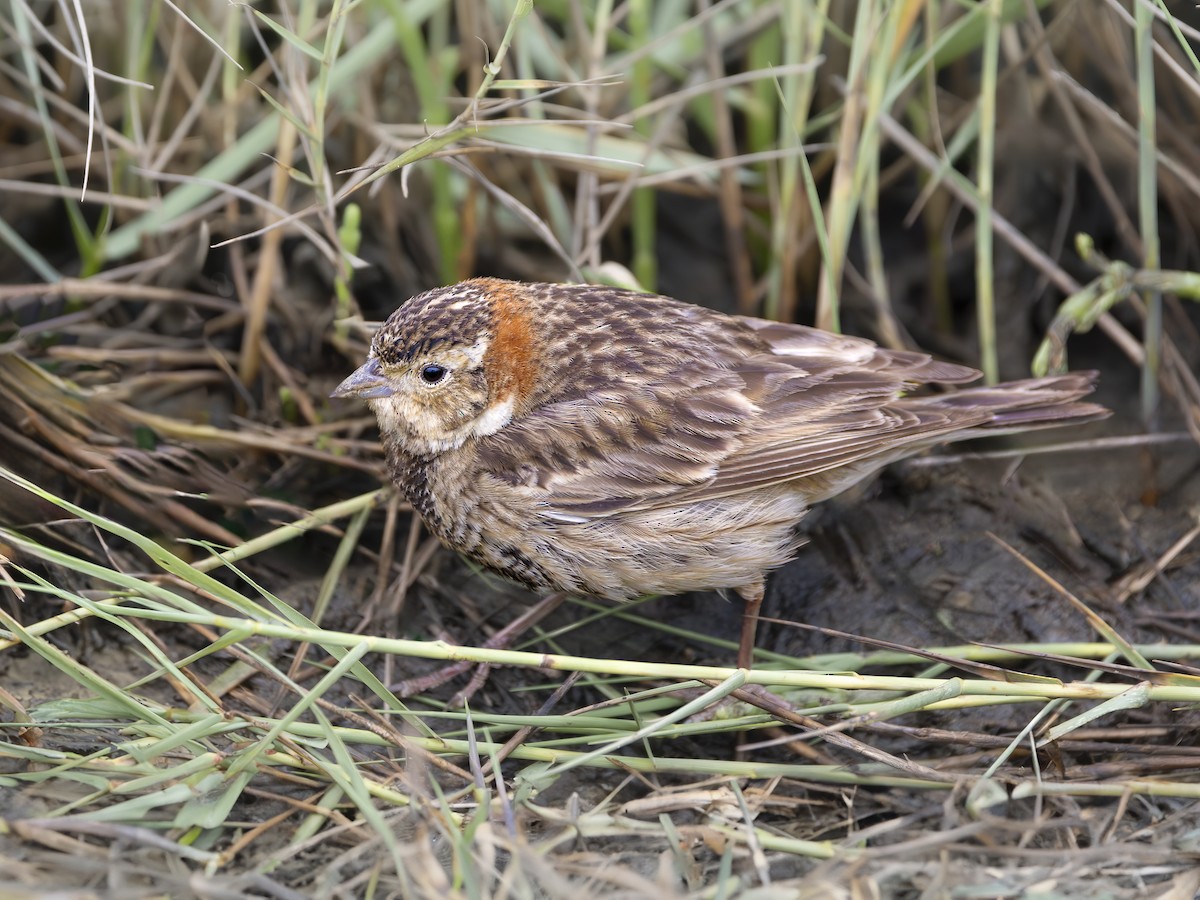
[371,393,515,455]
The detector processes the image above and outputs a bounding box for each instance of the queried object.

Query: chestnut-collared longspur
[334,278,1109,667]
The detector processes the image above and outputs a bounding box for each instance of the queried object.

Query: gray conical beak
[332,357,394,400]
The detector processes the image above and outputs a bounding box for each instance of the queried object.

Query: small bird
[333,278,1108,668]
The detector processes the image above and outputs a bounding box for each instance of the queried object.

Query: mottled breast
[386,439,561,593]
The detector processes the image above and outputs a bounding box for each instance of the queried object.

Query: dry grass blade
[989,533,1158,673]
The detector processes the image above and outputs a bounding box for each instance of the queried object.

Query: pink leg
[735,581,765,669]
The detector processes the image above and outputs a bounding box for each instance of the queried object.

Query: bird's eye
[419,364,448,385]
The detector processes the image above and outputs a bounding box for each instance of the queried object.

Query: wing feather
[476,313,989,523]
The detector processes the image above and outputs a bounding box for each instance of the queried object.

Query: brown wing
[477,314,985,522]
[670,318,986,505]
[479,363,756,520]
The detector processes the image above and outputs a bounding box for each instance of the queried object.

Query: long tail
[912,371,1110,436]
[780,371,1109,506]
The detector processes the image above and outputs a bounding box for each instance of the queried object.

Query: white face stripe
[470,395,514,439]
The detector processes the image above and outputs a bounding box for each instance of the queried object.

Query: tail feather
[910,371,1110,436]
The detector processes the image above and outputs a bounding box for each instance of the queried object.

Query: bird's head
[332,278,540,456]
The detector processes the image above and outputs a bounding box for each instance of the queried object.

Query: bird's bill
[331,357,394,399]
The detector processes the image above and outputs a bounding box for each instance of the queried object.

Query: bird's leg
[735,580,765,669]
[392,591,567,703]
